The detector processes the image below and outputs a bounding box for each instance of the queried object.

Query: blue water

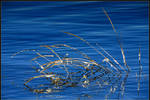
[2,1,149,100]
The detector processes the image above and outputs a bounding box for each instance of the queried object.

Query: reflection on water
[2,1,149,100]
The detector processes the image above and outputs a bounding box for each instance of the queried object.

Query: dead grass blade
[101,8,130,72]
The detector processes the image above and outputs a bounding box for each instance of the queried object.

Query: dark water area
[1,1,149,100]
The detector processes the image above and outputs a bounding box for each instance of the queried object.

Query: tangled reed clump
[11,8,142,99]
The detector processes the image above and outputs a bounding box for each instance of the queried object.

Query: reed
[11,8,141,100]
[137,46,142,96]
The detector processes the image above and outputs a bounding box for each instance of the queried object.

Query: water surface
[2,1,149,100]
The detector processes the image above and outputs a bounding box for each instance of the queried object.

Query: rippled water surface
[2,1,149,100]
